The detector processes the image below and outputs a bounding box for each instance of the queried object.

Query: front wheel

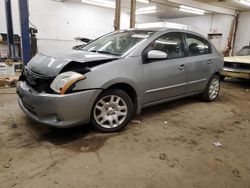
[201,75,221,102]
[91,89,133,133]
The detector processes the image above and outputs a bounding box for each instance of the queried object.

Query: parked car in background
[17,28,223,132]
[220,46,250,80]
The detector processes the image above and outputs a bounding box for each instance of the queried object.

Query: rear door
[142,32,188,106]
[184,33,215,94]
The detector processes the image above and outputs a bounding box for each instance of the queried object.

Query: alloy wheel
[208,78,220,100]
[93,95,128,129]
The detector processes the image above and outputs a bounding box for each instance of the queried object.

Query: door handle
[207,59,213,64]
[179,64,185,70]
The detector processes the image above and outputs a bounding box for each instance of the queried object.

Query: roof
[126,27,170,32]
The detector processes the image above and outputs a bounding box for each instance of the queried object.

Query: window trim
[142,32,187,63]
[185,33,212,57]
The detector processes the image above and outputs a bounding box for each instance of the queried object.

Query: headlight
[50,71,86,94]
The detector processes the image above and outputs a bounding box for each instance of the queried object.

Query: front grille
[22,67,55,93]
[224,62,250,69]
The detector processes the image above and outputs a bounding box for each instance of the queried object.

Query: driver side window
[148,32,185,60]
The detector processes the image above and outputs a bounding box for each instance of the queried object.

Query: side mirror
[147,50,168,60]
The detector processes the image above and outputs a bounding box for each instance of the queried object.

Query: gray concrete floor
[0,79,250,188]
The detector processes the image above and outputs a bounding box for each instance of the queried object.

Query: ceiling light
[179,5,205,15]
[137,6,156,11]
[136,10,156,14]
[81,0,115,9]
[179,8,205,15]
[179,5,205,13]
[136,6,157,14]
[239,0,250,6]
[137,0,150,3]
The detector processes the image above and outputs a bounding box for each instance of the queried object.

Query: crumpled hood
[224,56,250,64]
[27,51,118,77]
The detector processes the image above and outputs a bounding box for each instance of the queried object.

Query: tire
[219,75,225,81]
[91,89,133,133]
[201,75,220,102]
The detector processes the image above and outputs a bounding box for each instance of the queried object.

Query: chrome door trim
[145,83,187,94]
[145,78,207,94]
[188,78,207,84]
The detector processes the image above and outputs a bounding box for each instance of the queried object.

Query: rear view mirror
[147,50,168,60]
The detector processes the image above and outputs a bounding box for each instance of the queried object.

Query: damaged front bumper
[17,81,102,128]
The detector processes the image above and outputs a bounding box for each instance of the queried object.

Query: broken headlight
[50,71,86,94]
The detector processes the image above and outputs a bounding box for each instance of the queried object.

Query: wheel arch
[102,81,141,115]
[213,71,220,76]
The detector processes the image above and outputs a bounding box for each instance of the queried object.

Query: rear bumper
[17,81,102,128]
[221,67,250,79]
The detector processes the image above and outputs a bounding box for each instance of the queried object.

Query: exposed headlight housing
[50,71,86,94]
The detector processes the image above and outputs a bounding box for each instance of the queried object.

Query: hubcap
[94,95,128,129]
[208,78,220,100]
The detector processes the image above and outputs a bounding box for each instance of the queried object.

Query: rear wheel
[201,75,220,102]
[91,89,133,133]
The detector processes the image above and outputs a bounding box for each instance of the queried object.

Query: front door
[142,32,188,106]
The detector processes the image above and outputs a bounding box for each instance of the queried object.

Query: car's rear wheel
[91,89,133,133]
[201,75,220,102]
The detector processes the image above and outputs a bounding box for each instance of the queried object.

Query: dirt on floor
[0,79,250,188]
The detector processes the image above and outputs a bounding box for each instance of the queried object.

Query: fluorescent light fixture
[137,6,156,11]
[179,5,205,13]
[179,5,205,15]
[179,8,205,15]
[137,0,150,3]
[81,0,115,9]
[239,0,250,6]
[136,6,156,14]
[136,10,156,14]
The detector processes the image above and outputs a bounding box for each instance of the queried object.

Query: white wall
[234,11,250,54]
[1,1,244,55]
[30,0,116,55]
[0,0,160,55]
[0,0,115,54]
[165,14,234,52]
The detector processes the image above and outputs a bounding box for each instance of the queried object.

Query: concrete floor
[0,79,250,188]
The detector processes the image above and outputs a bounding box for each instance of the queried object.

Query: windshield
[237,46,250,56]
[81,30,155,56]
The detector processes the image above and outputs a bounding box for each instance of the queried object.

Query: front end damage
[17,52,118,127]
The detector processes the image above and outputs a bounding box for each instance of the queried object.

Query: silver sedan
[17,28,223,132]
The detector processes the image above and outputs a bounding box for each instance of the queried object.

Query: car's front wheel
[91,89,133,133]
[201,75,221,102]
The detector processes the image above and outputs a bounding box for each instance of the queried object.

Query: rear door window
[186,33,211,56]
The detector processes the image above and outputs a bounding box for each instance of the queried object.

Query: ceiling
[195,0,250,11]
[68,0,250,19]
[120,0,195,18]
[115,0,250,18]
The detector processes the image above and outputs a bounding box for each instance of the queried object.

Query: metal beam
[18,0,31,65]
[130,0,136,28]
[4,0,16,58]
[114,0,121,31]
